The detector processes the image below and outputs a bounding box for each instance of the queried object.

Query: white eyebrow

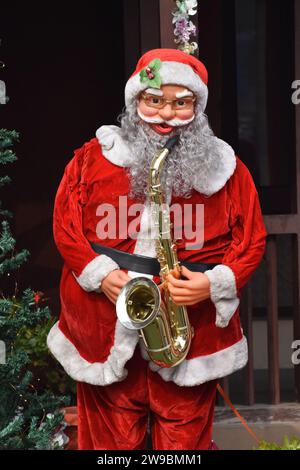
[145,88,164,96]
[175,90,194,98]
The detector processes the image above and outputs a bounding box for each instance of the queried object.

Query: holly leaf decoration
[139,58,162,89]
[149,58,162,72]
[148,75,162,89]
[140,69,149,82]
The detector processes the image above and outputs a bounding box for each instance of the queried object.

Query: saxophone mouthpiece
[164,135,179,152]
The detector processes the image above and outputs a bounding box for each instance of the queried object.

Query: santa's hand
[101,269,131,305]
[167,265,211,305]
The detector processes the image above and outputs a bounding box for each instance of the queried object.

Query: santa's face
[137,85,196,135]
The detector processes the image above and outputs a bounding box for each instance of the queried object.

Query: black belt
[89,241,218,276]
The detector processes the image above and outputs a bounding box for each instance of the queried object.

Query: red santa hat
[124,48,209,111]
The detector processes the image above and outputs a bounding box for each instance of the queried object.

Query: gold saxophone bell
[116,277,161,330]
[116,136,194,368]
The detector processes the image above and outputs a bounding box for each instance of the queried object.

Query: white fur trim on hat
[125,61,208,111]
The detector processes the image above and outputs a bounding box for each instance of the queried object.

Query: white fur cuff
[204,264,240,328]
[73,254,120,292]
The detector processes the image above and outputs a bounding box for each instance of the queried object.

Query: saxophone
[116,136,194,368]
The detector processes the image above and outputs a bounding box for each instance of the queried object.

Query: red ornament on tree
[34,291,43,304]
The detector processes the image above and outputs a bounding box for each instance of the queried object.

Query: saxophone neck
[149,135,179,189]
[164,135,179,152]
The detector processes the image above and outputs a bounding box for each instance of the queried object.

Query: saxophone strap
[89,241,218,276]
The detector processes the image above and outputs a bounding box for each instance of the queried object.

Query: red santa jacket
[47,125,267,387]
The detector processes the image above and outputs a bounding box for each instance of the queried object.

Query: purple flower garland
[172,0,198,55]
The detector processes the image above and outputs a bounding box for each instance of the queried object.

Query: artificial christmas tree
[0,129,69,449]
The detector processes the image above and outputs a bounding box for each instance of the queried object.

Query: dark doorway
[0,4,125,311]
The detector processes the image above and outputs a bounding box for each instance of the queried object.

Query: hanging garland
[172,0,198,55]
[0,38,7,105]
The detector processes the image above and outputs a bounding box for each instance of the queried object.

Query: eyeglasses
[140,93,196,110]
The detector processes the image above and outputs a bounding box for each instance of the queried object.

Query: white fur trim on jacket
[47,321,247,387]
[139,334,248,387]
[96,126,236,197]
[204,264,240,328]
[47,321,139,386]
[73,254,120,292]
[125,61,208,111]
[194,137,236,197]
[96,125,134,168]
[127,199,158,279]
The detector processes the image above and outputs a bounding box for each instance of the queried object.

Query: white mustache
[137,109,195,127]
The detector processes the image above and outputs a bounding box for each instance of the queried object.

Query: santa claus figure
[47,48,267,450]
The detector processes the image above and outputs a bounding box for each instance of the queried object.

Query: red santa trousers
[77,343,218,450]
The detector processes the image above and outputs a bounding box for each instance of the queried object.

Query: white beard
[118,102,226,202]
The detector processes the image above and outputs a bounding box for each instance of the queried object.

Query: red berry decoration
[146,67,155,80]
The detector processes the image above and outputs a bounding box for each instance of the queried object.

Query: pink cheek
[138,101,160,118]
[175,109,195,120]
